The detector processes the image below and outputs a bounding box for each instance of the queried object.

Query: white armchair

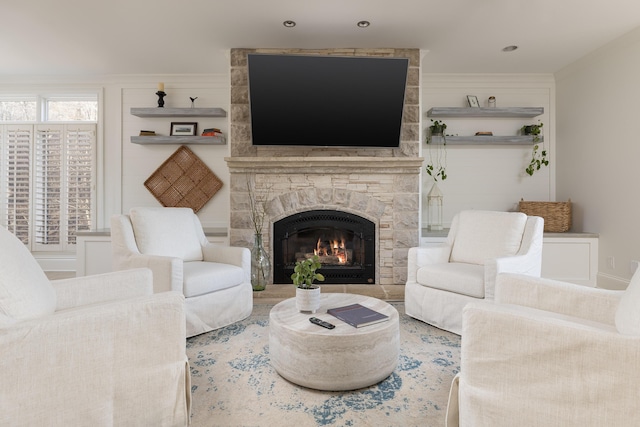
[405,210,544,334]
[0,225,190,427]
[446,272,640,427]
[111,207,253,337]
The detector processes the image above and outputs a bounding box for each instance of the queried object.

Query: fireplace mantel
[225,156,424,174]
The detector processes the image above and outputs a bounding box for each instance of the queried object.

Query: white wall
[119,76,230,227]
[421,74,555,229]
[556,26,640,289]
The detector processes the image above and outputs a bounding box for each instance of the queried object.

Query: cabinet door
[542,238,598,287]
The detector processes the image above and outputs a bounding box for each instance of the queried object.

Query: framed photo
[170,122,197,136]
[467,95,480,108]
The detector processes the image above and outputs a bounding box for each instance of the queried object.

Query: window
[0,94,97,252]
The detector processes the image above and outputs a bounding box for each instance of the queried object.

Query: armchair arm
[406,245,452,283]
[483,252,543,300]
[202,244,251,280]
[114,253,183,294]
[458,301,640,426]
[53,268,153,311]
[0,292,190,427]
[495,273,622,326]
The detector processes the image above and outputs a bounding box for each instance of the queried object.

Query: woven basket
[519,199,572,232]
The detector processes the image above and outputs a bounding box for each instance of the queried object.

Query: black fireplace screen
[273,210,375,284]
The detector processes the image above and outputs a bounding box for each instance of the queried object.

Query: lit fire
[314,237,348,264]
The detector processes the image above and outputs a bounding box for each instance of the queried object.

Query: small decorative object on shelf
[488,96,496,108]
[189,97,198,108]
[467,95,480,108]
[156,82,166,108]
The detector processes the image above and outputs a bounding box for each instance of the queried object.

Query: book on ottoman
[327,303,389,328]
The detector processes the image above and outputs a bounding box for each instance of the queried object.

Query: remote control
[309,317,335,329]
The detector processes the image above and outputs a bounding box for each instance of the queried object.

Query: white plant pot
[296,285,321,313]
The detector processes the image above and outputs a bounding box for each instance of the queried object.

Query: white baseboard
[596,272,629,290]
[34,254,76,272]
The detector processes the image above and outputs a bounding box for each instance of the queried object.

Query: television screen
[247,54,409,147]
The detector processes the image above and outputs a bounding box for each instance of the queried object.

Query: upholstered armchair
[405,210,544,334]
[111,207,253,337]
[446,272,640,427]
[0,225,190,427]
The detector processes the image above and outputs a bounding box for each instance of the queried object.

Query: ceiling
[2,0,640,77]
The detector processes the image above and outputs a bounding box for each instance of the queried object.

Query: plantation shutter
[64,125,94,245]
[0,125,32,245]
[34,126,63,250]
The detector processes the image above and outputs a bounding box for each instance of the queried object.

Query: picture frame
[170,122,197,136]
[467,95,480,108]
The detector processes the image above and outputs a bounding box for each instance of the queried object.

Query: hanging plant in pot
[291,255,325,313]
[425,119,448,182]
[521,122,549,176]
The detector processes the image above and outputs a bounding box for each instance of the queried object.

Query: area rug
[186,303,460,427]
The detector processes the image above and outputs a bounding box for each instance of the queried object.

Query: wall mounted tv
[247,54,409,147]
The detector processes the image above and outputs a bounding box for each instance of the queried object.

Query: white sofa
[0,225,190,427]
[405,210,544,334]
[447,272,640,427]
[111,207,253,337]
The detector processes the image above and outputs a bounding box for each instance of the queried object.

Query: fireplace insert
[273,210,375,284]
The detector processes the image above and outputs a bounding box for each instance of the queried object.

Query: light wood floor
[45,271,405,304]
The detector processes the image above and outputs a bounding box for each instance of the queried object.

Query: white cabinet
[76,228,229,276]
[420,231,599,287]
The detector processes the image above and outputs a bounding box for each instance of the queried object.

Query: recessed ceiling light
[357,21,371,28]
[502,45,518,52]
[283,20,296,28]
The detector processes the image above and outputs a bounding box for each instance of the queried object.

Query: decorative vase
[251,233,270,291]
[296,285,321,313]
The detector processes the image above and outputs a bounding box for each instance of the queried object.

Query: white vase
[296,285,321,313]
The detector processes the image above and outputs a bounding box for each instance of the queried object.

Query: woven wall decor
[144,145,222,212]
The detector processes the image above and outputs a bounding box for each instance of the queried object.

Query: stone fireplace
[225,48,422,285]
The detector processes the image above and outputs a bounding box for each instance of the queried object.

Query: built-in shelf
[429,135,542,145]
[426,107,544,118]
[131,136,226,145]
[130,107,227,118]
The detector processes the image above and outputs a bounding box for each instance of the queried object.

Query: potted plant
[426,119,448,182]
[291,255,325,313]
[521,122,549,176]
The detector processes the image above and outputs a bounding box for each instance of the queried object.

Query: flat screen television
[247,54,409,147]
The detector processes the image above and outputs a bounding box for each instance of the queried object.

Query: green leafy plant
[426,119,448,181]
[522,122,548,176]
[291,256,325,289]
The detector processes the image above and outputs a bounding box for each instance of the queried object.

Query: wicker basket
[519,199,572,232]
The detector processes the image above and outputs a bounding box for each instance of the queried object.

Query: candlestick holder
[156,91,166,108]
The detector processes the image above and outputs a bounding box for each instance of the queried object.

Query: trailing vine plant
[522,122,548,176]
[426,119,448,181]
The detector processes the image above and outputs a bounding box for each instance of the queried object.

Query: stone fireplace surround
[225,48,422,285]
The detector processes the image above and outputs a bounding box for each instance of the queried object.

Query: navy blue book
[327,303,389,328]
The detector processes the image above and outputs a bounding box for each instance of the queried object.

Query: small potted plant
[426,119,448,182]
[521,122,549,176]
[291,255,325,313]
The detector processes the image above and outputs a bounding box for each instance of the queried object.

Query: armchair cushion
[450,211,527,265]
[616,269,640,335]
[183,261,245,297]
[0,226,56,325]
[416,262,485,298]
[130,207,203,261]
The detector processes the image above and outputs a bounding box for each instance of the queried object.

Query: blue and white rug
[186,303,460,427]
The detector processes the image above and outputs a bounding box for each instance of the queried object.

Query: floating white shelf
[130,107,227,118]
[428,135,542,145]
[130,136,226,145]
[426,107,544,118]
